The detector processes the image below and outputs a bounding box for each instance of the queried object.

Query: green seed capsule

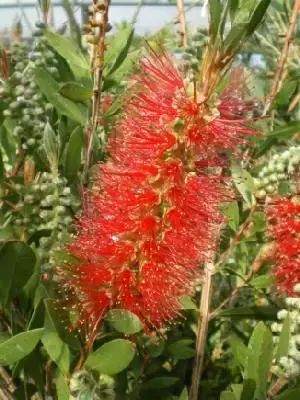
[45,103,54,111]
[24,194,35,204]
[27,138,36,146]
[266,184,275,193]
[3,110,12,117]
[276,163,285,172]
[269,174,278,183]
[55,205,67,215]
[256,189,266,198]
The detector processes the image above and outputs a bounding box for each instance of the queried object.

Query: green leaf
[180,295,197,310]
[43,123,59,172]
[231,384,242,399]
[141,377,180,390]
[64,126,83,182]
[229,334,249,369]
[0,329,43,365]
[208,0,222,42]
[229,0,239,22]
[223,202,239,231]
[220,391,237,400]
[275,389,300,400]
[179,387,189,400]
[59,82,93,102]
[219,306,278,320]
[105,309,143,335]
[241,379,256,400]
[35,68,86,124]
[42,331,70,373]
[167,339,195,359]
[245,322,274,400]
[247,0,271,36]
[86,339,135,375]
[251,275,273,289]
[231,163,255,207]
[233,0,255,23]
[105,25,133,67]
[223,23,248,54]
[275,80,297,106]
[268,121,300,139]
[1,122,16,166]
[44,299,81,350]
[56,371,70,400]
[107,29,135,76]
[276,313,290,361]
[44,30,90,81]
[0,242,36,307]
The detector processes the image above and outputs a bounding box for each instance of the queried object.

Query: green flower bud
[275,163,285,172]
[27,138,36,146]
[3,109,12,117]
[256,189,266,198]
[24,194,35,204]
[280,151,290,161]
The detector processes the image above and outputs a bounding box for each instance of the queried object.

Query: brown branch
[176,0,188,48]
[0,368,15,394]
[45,360,53,398]
[189,258,215,400]
[267,376,288,399]
[263,0,300,115]
[83,0,111,180]
[73,312,104,373]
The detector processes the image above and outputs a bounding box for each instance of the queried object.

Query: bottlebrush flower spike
[267,197,300,295]
[56,47,256,330]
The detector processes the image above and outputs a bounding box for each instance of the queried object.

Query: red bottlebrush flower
[57,47,256,330]
[267,197,300,295]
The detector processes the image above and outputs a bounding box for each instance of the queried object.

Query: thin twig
[209,241,276,320]
[215,204,257,269]
[190,226,221,400]
[83,0,111,180]
[263,0,300,115]
[153,0,201,38]
[45,360,53,398]
[176,0,188,47]
[73,312,104,373]
[189,258,215,400]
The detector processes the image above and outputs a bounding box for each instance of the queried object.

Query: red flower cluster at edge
[267,197,300,295]
[57,48,255,330]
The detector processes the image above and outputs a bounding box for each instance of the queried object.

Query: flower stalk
[264,0,300,115]
[176,0,188,47]
[84,0,111,179]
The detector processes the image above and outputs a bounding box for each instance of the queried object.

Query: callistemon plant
[56,47,256,330]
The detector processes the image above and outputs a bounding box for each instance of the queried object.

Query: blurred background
[0,0,207,40]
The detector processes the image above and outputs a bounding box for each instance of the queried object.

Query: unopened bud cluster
[1,23,58,151]
[83,0,111,45]
[7,172,79,271]
[271,284,300,378]
[70,370,115,400]
[255,145,300,198]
